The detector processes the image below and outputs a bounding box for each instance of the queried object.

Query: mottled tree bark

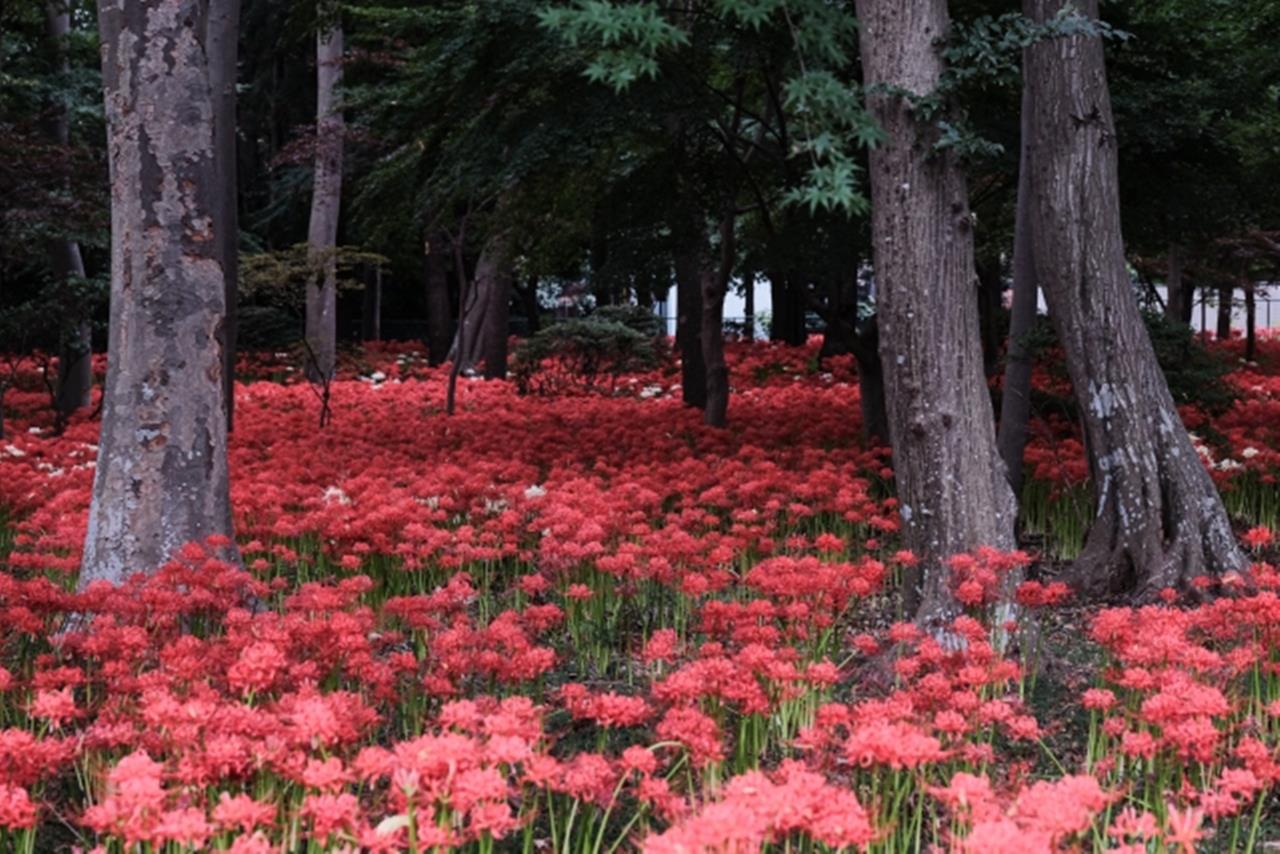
[856,0,1018,632]
[83,0,239,587]
[424,236,454,366]
[997,77,1039,496]
[1024,0,1245,596]
[207,0,239,430]
[305,22,343,382]
[450,236,511,378]
[45,2,93,417]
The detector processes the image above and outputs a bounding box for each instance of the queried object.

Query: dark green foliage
[511,315,662,396]
[236,306,304,351]
[594,303,662,338]
[1141,310,1236,416]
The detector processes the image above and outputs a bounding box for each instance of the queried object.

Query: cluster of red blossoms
[0,337,1277,851]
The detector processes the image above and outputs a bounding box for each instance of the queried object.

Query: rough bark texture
[424,236,453,366]
[207,0,239,429]
[451,236,512,379]
[856,0,1018,630]
[1024,0,1246,596]
[83,0,238,587]
[674,246,707,409]
[997,78,1039,496]
[45,2,93,416]
[305,23,343,382]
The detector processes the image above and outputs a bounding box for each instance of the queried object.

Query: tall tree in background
[81,0,238,587]
[305,7,343,382]
[1024,0,1245,595]
[207,0,239,428]
[856,0,1017,631]
[44,0,92,417]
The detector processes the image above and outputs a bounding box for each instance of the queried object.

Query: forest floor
[0,336,1278,852]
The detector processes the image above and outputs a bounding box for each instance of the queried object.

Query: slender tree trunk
[44,2,92,417]
[856,0,1018,633]
[1164,244,1184,324]
[521,277,542,335]
[850,316,889,445]
[305,21,343,382]
[83,0,239,587]
[1245,279,1256,363]
[207,0,239,429]
[997,76,1039,495]
[699,212,734,427]
[424,234,453,366]
[674,245,707,409]
[1024,0,1245,596]
[743,272,755,339]
[1217,283,1233,340]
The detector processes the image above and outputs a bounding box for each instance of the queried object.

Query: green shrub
[511,315,662,395]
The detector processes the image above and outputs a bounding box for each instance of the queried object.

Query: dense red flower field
[0,337,1279,852]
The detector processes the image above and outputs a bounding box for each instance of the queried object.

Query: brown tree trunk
[1216,283,1233,340]
[207,0,239,429]
[1024,0,1245,596]
[997,75,1039,496]
[83,0,239,586]
[674,245,707,409]
[700,213,734,428]
[44,2,93,417]
[424,234,453,366]
[856,0,1017,633]
[305,21,343,382]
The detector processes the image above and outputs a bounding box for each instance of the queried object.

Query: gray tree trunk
[82,0,239,587]
[997,76,1039,495]
[1024,0,1245,596]
[305,22,343,382]
[450,236,511,378]
[207,0,239,430]
[856,0,1018,633]
[424,234,453,366]
[45,2,93,417]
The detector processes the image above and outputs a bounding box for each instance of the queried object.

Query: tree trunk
[856,0,1018,633]
[1217,283,1233,340]
[305,22,343,382]
[1245,279,1256,363]
[743,272,755,339]
[768,271,806,346]
[424,234,453,366]
[699,213,734,427]
[44,2,93,417]
[207,0,239,429]
[818,273,859,359]
[1024,0,1245,596]
[674,245,707,409]
[997,75,1039,496]
[1164,244,1184,325]
[850,316,889,445]
[83,0,239,587]
[450,235,511,378]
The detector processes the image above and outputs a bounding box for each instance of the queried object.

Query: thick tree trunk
[1024,0,1245,596]
[83,0,239,587]
[450,236,511,378]
[207,0,239,429]
[424,234,453,366]
[305,22,343,382]
[44,2,93,417]
[1217,283,1233,340]
[768,271,806,346]
[1164,244,1185,325]
[674,246,707,409]
[856,0,1018,633]
[997,78,1039,496]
